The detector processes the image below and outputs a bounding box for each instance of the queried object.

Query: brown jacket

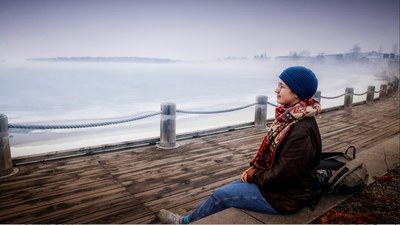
[248,117,321,214]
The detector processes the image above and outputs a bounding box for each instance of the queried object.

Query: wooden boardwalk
[0,95,399,224]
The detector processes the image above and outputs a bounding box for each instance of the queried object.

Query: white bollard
[158,103,178,149]
[0,114,15,177]
[366,86,375,104]
[379,84,387,99]
[254,95,268,129]
[387,82,393,96]
[344,88,354,112]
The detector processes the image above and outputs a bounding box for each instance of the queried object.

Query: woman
[158,66,322,224]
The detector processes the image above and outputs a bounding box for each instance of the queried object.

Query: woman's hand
[241,170,248,182]
[241,167,254,182]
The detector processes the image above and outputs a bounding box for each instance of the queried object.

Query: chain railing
[176,103,256,115]
[8,112,161,130]
[320,90,374,99]
[7,102,279,130]
[320,93,346,99]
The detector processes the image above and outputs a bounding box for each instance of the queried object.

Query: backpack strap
[344,145,356,159]
[326,146,357,165]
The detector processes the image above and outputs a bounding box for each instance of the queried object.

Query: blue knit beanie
[278,66,318,100]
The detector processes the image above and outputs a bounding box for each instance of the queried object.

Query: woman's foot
[158,209,184,224]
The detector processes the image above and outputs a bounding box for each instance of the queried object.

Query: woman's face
[275,80,300,107]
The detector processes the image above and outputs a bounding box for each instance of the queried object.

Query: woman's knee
[211,187,230,201]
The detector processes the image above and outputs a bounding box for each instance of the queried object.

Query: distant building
[383,53,396,59]
[253,52,270,60]
[274,51,399,66]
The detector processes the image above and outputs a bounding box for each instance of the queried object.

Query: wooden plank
[131,164,245,202]
[0,182,123,218]
[144,176,239,212]
[0,175,112,207]
[0,164,107,193]
[45,197,148,224]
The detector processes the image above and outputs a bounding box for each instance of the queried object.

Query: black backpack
[308,146,369,210]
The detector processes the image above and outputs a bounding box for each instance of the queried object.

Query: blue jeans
[185,179,278,223]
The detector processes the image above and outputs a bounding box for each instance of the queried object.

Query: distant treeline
[28,57,180,63]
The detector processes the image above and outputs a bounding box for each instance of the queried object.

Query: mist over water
[0,60,391,157]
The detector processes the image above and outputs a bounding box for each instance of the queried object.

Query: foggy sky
[0,0,399,61]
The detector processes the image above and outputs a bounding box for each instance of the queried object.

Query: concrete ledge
[193,208,263,224]
[194,193,351,224]
[194,134,400,224]
[357,134,400,184]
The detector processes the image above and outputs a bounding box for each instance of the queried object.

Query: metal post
[379,84,387,99]
[254,95,268,129]
[1,114,15,177]
[344,88,354,112]
[393,79,399,93]
[387,82,393,96]
[366,86,375,104]
[313,91,321,103]
[158,103,178,149]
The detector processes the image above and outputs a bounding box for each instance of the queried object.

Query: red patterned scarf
[251,98,321,169]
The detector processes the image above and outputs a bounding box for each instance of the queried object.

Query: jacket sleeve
[250,126,315,188]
